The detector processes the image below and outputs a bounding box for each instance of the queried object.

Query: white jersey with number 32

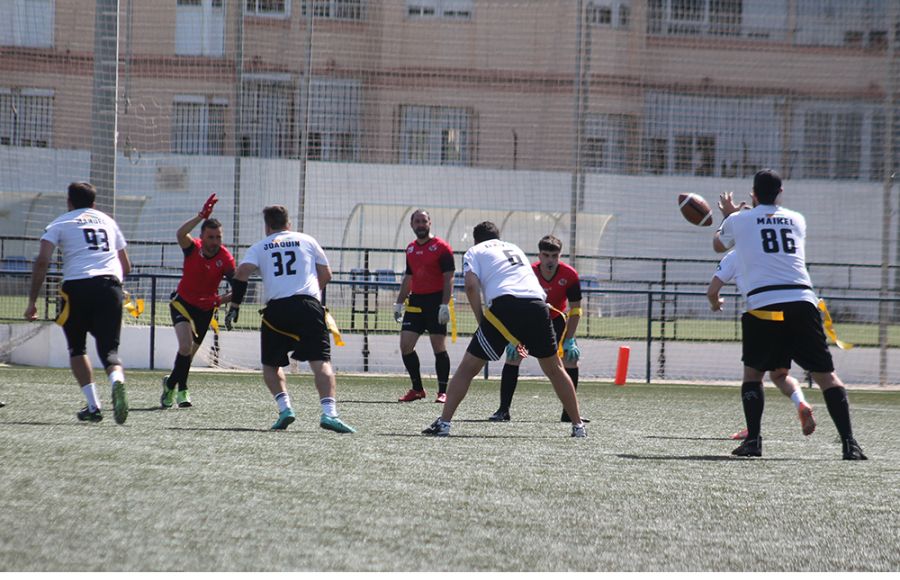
[41,208,127,282]
[240,230,328,303]
[463,239,545,306]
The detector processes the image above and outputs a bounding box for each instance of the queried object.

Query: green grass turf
[0,366,898,571]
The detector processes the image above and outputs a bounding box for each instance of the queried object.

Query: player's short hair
[473,221,500,244]
[410,209,430,223]
[538,235,562,253]
[68,182,96,209]
[201,218,222,233]
[263,205,289,230]
[753,169,782,204]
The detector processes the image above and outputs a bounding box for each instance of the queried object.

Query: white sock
[108,369,125,387]
[320,397,337,417]
[81,383,100,411]
[275,392,291,413]
[790,390,806,409]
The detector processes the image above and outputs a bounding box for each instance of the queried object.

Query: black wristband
[230,278,248,305]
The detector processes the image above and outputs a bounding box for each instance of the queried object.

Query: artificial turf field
[0,365,898,572]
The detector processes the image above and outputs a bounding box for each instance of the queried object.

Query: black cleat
[560,411,590,423]
[488,409,511,422]
[76,407,103,423]
[732,436,762,457]
[842,437,868,460]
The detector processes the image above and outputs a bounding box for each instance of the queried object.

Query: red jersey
[176,238,236,310]
[533,260,582,318]
[405,236,454,295]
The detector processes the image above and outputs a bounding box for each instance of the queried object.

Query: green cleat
[176,389,192,408]
[320,414,356,434]
[160,376,175,408]
[112,381,128,425]
[271,408,296,430]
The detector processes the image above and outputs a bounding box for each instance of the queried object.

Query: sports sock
[81,383,100,411]
[566,367,579,390]
[108,369,125,389]
[790,390,807,409]
[320,396,337,417]
[402,351,423,391]
[169,353,191,389]
[499,363,519,412]
[274,392,291,413]
[435,351,450,394]
[741,381,765,440]
[823,386,854,439]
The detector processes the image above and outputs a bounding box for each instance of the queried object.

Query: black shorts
[551,315,565,342]
[467,295,557,361]
[260,294,331,367]
[741,301,834,373]
[169,294,215,344]
[401,291,446,336]
[59,276,123,359]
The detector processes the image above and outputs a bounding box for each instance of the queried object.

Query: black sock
[169,353,192,390]
[741,381,765,440]
[566,367,579,390]
[402,351,423,391]
[435,351,450,394]
[499,363,519,412]
[823,386,854,440]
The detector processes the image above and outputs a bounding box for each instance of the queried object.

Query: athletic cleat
[571,423,587,438]
[435,392,447,403]
[160,376,175,408]
[798,402,816,436]
[176,390,193,408]
[422,418,450,436]
[730,428,749,440]
[842,437,868,460]
[398,389,427,402]
[271,408,296,430]
[77,406,103,422]
[560,411,590,423]
[489,409,511,422]
[320,414,356,434]
[112,381,128,425]
[732,436,762,457]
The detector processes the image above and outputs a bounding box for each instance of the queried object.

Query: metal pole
[297,8,315,232]
[569,0,584,269]
[89,0,120,215]
[879,4,897,388]
[231,0,244,252]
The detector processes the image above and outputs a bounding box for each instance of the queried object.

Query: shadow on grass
[382,432,557,439]
[645,435,737,441]
[341,399,405,405]
[617,453,795,462]
[166,426,272,433]
[0,420,70,427]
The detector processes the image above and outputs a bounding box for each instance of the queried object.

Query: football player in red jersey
[160,194,236,408]
[394,209,455,403]
[489,234,587,423]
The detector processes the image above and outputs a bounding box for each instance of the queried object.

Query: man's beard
[415,228,430,239]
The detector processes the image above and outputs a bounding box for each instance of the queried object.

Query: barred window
[307,78,361,162]
[0,89,52,148]
[795,0,888,49]
[172,97,227,156]
[399,105,474,166]
[302,0,364,20]
[647,0,786,40]
[241,78,295,159]
[407,0,472,20]
[245,0,288,16]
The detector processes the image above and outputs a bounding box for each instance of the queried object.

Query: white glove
[438,303,451,325]
[393,303,404,323]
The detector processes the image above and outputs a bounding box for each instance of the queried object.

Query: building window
[795,0,888,49]
[172,97,227,155]
[302,0,364,20]
[407,0,473,20]
[307,78,361,162]
[794,104,870,180]
[241,78,295,158]
[176,0,225,57]
[583,114,638,173]
[400,105,473,166]
[0,0,54,48]
[245,0,288,17]
[647,0,786,40]
[0,88,52,147]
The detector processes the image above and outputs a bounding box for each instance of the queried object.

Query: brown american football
[677,193,713,227]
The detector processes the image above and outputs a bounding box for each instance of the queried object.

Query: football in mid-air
[678,193,713,227]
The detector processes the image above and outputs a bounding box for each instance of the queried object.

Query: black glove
[224,306,240,330]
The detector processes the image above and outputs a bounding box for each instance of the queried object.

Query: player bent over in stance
[707,251,816,439]
[161,194,236,409]
[491,234,586,423]
[224,205,355,433]
[714,169,865,459]
[423,222,586,438]
[394,209,455,403]
[24,182,131,425]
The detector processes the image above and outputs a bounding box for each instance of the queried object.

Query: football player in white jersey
[708,251,816,439]
[224,205,355,433]
[714,169,865,459]
[24,182,131,425]
[422,221,586,437]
